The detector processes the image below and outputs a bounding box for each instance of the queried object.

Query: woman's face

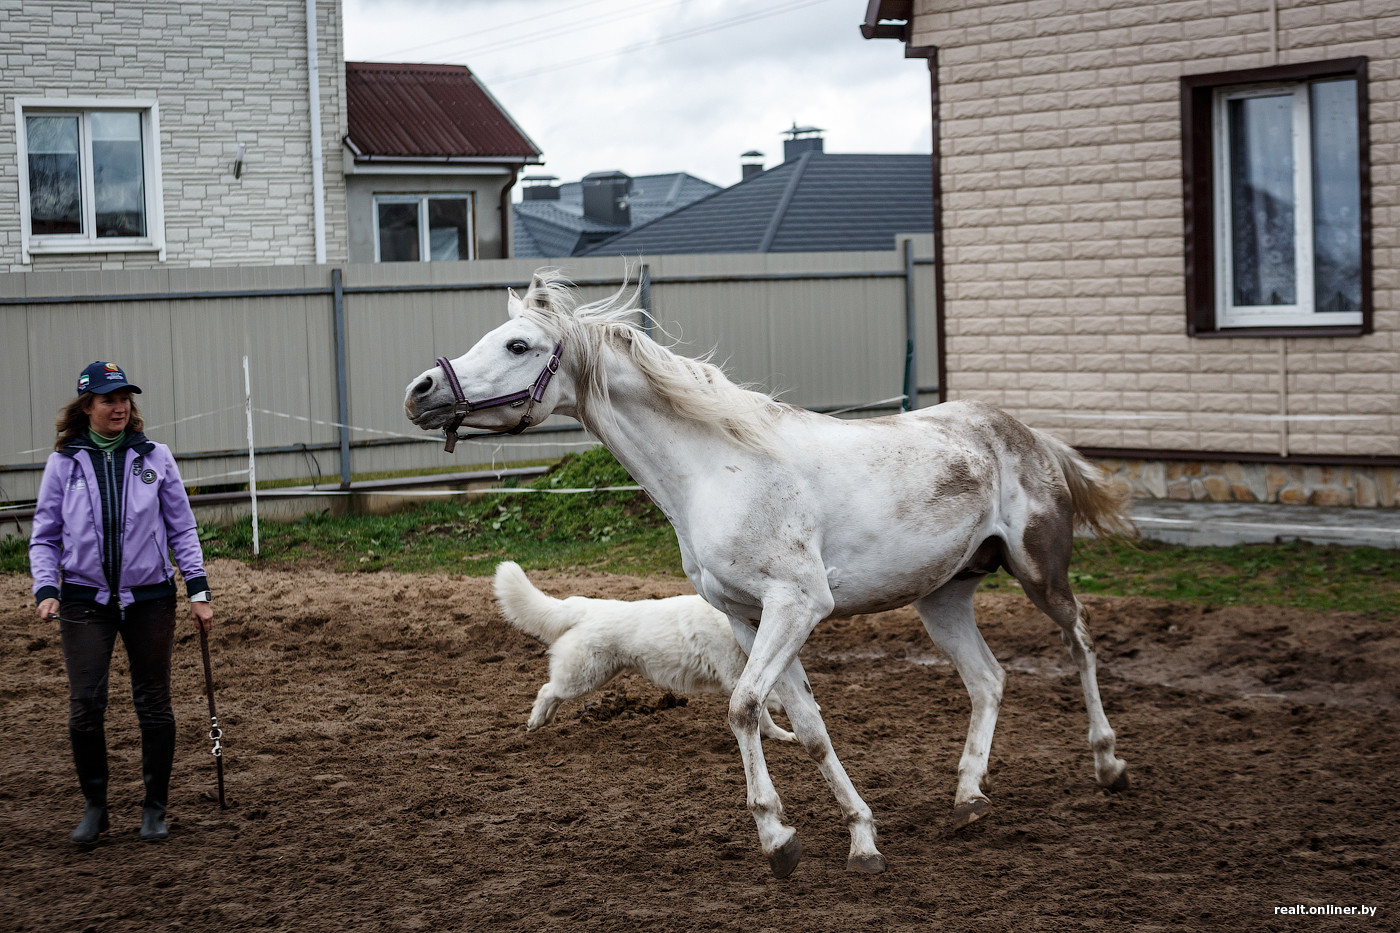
[84,391,132,436]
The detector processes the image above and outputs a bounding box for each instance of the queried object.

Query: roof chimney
[782,123,824,162]
[741,150,765,180]
[521,174,560,201]
[581,171,632,226]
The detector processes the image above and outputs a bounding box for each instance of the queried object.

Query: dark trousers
[59,596,177,734]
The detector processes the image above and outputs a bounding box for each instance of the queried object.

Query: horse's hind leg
[1007,512,1129,791]
[913,577,1005,830]
[1057,600,1130,791]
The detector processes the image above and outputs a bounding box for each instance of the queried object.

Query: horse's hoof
[1105,766,1130,793]
[951,797,990,832]
[846,851,886,874]
[766,834,803,878]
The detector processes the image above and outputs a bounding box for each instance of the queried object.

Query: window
[373,194,474,262]
[15,99,166,262]
[1181,59,1370,336]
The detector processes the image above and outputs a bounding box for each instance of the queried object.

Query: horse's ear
[507,288,525,319]
[525,272,551,310]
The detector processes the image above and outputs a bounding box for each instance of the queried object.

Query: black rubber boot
[139,723,176,841]
[69,727,109,844]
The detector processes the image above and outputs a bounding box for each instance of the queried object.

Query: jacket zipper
[105,450,125,619]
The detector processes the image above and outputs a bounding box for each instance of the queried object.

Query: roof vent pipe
[741,150,764,180]
[782,123,824,162]
[581,171,632,226]
[522,175,561,201]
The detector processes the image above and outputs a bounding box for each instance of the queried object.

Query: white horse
[404,271,1133,878]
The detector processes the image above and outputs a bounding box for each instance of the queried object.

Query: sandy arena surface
[2,558,1396,932]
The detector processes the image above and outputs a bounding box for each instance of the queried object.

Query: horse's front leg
[770,657,883,873]
[726,587,831,878]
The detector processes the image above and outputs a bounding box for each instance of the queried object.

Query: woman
[29,361,214,844]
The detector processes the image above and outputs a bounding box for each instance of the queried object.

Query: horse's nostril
[414,376,433,397]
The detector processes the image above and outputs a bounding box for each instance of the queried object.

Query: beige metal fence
[1,238,938,506]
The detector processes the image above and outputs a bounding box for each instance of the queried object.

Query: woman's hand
[191,601,213,634]
[37,597,59,623]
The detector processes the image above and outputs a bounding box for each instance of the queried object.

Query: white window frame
[1211,83,1362,329]
[14,98,167,264]
[371,193,475,262]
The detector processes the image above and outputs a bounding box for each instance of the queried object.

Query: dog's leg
[527,682,567,731]
[525,634,619,731]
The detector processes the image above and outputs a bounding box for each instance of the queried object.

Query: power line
[437,0,691,63]
[487,0,833,85]
[371,0,616,59]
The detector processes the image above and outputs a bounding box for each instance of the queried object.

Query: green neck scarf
[87,427,127,453]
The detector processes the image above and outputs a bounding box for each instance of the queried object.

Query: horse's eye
[507,340,529,355]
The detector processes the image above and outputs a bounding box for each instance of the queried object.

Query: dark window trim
[1180,57,1372,338]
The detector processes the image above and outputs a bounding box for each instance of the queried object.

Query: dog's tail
[493,561,577,645]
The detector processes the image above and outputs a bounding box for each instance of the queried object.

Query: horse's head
[404,274,570,442]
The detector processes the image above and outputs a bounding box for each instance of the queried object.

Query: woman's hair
[54,394,145,451]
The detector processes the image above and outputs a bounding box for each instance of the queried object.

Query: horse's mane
[515,269,784,456]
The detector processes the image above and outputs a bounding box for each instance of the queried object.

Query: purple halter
[433,342,563,452]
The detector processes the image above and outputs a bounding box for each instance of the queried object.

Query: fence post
[639,263,653,337]
[332,268,352,488]
[902,238,918,411]
[243,356,260,556]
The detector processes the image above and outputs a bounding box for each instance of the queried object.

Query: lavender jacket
[30,438,209,608]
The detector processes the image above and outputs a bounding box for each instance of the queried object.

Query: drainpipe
[926,47,948,405]
[862,9,945,404]
[500,166,519,259]
[306,0,327,264]
[902,44,946,405]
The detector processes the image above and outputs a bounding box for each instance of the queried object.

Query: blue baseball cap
[77,361,143,396]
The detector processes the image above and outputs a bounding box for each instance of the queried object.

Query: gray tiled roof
[513,172,720,258]
[581,153,932,256]
[514,200,623,258]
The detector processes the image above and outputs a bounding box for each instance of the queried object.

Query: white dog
[493,561,796,742]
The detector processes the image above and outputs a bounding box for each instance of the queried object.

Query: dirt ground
[2,558,1396,932]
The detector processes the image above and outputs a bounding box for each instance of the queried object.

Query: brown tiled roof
[344,61,541,161]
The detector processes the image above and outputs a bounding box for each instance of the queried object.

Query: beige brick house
[864,0,1398,507]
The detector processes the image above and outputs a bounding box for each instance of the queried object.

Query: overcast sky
[343,0,933,191]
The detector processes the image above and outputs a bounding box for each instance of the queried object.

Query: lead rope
[198,624,227,809]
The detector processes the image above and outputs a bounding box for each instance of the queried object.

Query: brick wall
[910,0,1399,463]
[1,0,348,270]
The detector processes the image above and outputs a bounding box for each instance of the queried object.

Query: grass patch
[4,447,1397,617]
[192,446,681,577]
[977,537,1400,618]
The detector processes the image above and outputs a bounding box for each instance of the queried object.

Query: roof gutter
[305,0,327,264]
[860,0,912,40]
[344,151,543,167]
[862,1,946,404]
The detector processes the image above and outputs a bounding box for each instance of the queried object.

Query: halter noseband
[434,341,563,452]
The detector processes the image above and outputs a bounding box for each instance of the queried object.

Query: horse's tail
[1034,430,1137,540]
[493,561,576,644]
